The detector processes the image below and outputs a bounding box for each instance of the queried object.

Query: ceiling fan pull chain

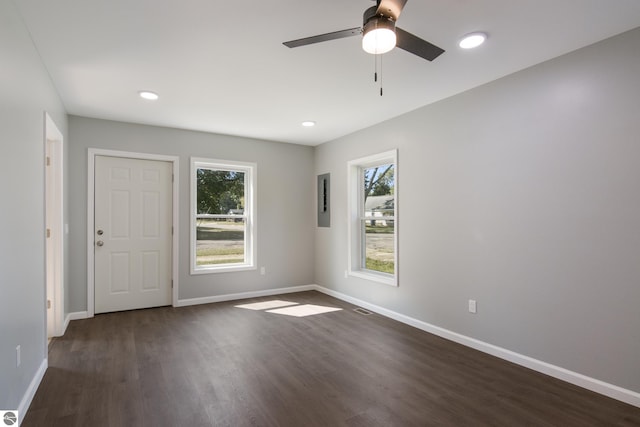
[380,54,384,96]
[374,51,378,82]
[371,52,384,96]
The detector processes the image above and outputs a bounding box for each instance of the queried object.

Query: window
[190,158,256,274]
[348,150,397,286]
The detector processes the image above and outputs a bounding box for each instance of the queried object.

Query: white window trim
[347,149,398,287]
[190,157,257,275]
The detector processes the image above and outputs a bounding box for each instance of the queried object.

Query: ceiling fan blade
[396,27,445,61]
[283,27,362,48]
[376,0,408,21]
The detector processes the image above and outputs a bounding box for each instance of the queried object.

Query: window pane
[197,169,245,215]
[363,163,395,274]
[196,218,245,266]
[196,168,246,267]
[363,163,394,216]
[363,219,395,274]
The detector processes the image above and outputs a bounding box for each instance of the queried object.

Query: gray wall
[68,117,315,311]
[0,0,68,410]
[315,27,640,393]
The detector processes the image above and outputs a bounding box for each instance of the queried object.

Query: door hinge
[46,156,51,166]
[47,300,51,309]
[172,174,174,183]
[171,226,174,235]
[171,280,174,289]
[46,228,51,238]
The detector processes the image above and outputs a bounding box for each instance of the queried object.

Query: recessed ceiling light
[301,121,316,127]
[138,91,159,100]
[459,32,487,49]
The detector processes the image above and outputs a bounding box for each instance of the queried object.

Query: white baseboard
[175,285,316,307]
[18,358,47,425]
[314,285,640,408]
[64,311,89,334]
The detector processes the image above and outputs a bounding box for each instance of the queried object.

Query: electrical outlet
[16,345,20,367]
[260,267,265,275]
[468,299,477,314]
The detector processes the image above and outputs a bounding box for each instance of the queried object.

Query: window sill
[191,264,256,275]
[348,270,397,287]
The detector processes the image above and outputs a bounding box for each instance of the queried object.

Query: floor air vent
[353,307,373,316]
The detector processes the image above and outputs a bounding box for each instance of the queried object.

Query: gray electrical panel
[317,173,330,227]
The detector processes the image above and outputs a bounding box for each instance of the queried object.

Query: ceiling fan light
[362,17,396,54]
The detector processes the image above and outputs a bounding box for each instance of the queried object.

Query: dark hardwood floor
[24,291,640,426]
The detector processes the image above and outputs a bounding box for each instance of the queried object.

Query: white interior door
[94,155,172,313]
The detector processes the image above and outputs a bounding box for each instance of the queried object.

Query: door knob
[97,229,104,236]
[96,240,104,247]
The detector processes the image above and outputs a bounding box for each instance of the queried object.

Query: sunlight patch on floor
[266,304,342,317]
[235,300,298,310]
[235,300,343,317]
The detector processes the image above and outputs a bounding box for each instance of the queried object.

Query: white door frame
[45,113,64,337]
[87,149,179,317]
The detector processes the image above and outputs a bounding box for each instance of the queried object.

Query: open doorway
[45,113,64,338]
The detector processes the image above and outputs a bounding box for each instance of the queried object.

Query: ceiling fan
[283,0,445,61]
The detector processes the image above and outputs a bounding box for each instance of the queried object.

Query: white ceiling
[14,0,640,145]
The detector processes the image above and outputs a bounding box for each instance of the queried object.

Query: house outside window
[348,149,398,286]
[190,158,256,274]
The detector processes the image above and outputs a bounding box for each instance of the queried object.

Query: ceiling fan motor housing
[363,5,396,31]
